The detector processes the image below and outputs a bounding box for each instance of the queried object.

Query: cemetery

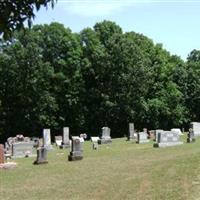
[1,126,200,200]
[1,2,200,199]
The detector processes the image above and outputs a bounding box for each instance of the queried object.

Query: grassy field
[1,135,200,200]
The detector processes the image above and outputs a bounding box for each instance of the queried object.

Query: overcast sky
[33,0,200,60]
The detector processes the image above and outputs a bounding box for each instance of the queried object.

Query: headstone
[187,128,195,143]
[60,127,70,148]
[68,138,83,161]
[12,142,36,158]
[154,131,183,148]
[55,136,62,146]
[0,144,5,164]
[155,130,164,142]
[91,137,100,150]
[91,137,100,143]
[99,127,112,144]
[143,128,148,133]
[80,133,87,140]
[79,137,85,143]
[92,142,98,150]
[43,129,53,150]
[190,122,200,137]
[4,135,35,158]
[136,132,149,144]
[148,130,156,140]
[33,147,48,165]
[128,123,135,140]
[171,128,183,135]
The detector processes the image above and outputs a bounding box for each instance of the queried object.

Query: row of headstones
[128,122,200,147]
[34,122,200,164]
[35,126,112,164]
[0,126,112,164]
[1,122,200,165]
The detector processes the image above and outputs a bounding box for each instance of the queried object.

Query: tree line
[0,21,200,142]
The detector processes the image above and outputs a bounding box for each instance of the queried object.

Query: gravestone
[128,123,135,140]
[187,128,195,143]
[33,147,48,165]
[80,133,87,140]
[60,127,70,148]
[148,130,156,140]
[99,127,112,144]
[12,142,36,158]
[155,130,164,142]
[55,136,62,146]
[171,128,183,135]
[0,144,5,164]
[4,135,36,158]
[154,131,183,148]
[190,122,200,137]
[92,142,98,150]
[43,129,53,150]
[136,132,149,144]
[91,137,100,143]
[68,138,83,161]
[91,137,100,150]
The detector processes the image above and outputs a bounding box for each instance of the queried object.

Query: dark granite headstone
[68,138,83,161]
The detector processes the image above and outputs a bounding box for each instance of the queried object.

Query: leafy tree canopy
[0,0,56,39]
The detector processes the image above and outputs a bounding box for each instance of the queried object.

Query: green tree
[0,0,56,39]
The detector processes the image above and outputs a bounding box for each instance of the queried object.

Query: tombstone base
[154,142,183,148]
[12,154,36,159]
[68,155,83,161]
[127,136,136,141]
[33,160,48,165]
[98,139,112,144]
[136,139,149,144]
[187,138,195,143]
[0,162,17,169]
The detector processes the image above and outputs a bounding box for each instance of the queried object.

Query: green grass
[1,135,200,200]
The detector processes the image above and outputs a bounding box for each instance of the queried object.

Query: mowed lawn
[1,136,200,200]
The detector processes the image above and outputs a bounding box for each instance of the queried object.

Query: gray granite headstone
[43,129,53,150]
[68,138,83,161]
[12,142,36,158]
[154,131,183,148]
[187,128,195,143]
[99,127,112,144]
[33,147,48,165]
[128,123,135,140]
[55,136,62,146]
[190,122,200,137]
[136,132,149,144]
[60,127,70,148]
